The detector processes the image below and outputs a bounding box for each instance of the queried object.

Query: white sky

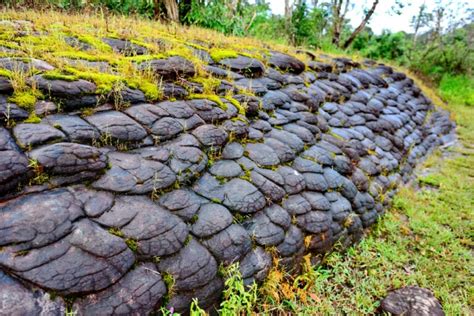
[263,0,473,35]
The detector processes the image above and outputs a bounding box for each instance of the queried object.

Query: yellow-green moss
[0,68,13,78]
[167,46,196,59]
[189,93,227,111]
[108,227,125,238]
[0,40,20,50]
[127,78,162,101]
[125,54,166,63]
[77,35,113,53]
[66,67,122,94]
[125,238,138,252]
[209,49,239,62]
[24,112,41,123]
[224,96,246,115]
[192,77,221,94]
[42,70,77,82]
[8,91,38,110]
[54,51,112,62]
[130,39,156,51]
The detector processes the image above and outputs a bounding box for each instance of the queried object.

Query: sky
[263,0,473,35]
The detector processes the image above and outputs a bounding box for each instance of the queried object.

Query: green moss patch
[224,96,246,115]
[8,91,39,110]
[188,93,227,111]
[210,49,239,62]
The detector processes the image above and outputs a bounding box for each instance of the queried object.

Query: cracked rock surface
[0,18,456,315]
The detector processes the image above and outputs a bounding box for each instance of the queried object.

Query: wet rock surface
[0,25,456,315]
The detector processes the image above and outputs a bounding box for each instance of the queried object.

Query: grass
[439,74,474,107]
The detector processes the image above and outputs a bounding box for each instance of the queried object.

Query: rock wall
[0,18,455,315]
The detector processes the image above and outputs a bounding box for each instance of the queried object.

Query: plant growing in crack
[28,158,49,185]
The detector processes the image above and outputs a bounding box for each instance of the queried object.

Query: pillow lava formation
[0,18,455,315]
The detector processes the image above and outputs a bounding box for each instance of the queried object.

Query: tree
[411,4,432,48]
[285,0,293,36]
[290,0,312,45]
[341,0,379,49]
[330,0,350,46]
[153,0,179,22]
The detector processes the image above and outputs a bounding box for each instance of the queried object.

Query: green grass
[439,74,474,107]
[216,94,474,314]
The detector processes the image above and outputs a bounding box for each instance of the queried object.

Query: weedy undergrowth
[218,263,257,316]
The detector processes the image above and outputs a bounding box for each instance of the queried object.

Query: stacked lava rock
[0,18,455,315]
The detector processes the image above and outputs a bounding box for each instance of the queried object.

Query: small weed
[125,238,138,252]
[162,272,176,296]
[28,158,49,185]
[219,263,257,315]
[190,298,207,316]
[107,227,125,238]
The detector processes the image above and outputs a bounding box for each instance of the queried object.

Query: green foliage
[28,158,49,185]
[409,25,474,82]
[288,0,312,46]
[219,263,257,315]
[190,298,206,316]
[439,74,474,106]
[354,30,409,63]
[184,0,270,36]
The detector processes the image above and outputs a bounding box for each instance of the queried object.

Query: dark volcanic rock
[13,123,65,148]
[95,195,188,257]
[0,25,457,314]
[0,219,135,295]
[157,239,218,292]
[217,56,265,78]
[137,56,195,80]
[0,76,12,92]
[102,37,148,56]
[0,97,29,122]
[28,142,107,176]
[380,286,444,316]
[0,127,29,193]
[0,270,65,315]
[0,57,54,72]
[86,111,148,142]
[269,52,306,74]
[32,75,96,97]
[93,152,176,194]
[73,263,166,315]
[43,114,100,143]
[222,178,266,214]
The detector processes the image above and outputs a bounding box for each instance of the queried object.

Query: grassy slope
[250,82,474,315]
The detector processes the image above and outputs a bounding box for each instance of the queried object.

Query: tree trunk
[331,0,348,46]
[342,0,379,49]
[153,0,161,20]
[163,0,179,22]
[284,0,292,18]
[284,0,292,42]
